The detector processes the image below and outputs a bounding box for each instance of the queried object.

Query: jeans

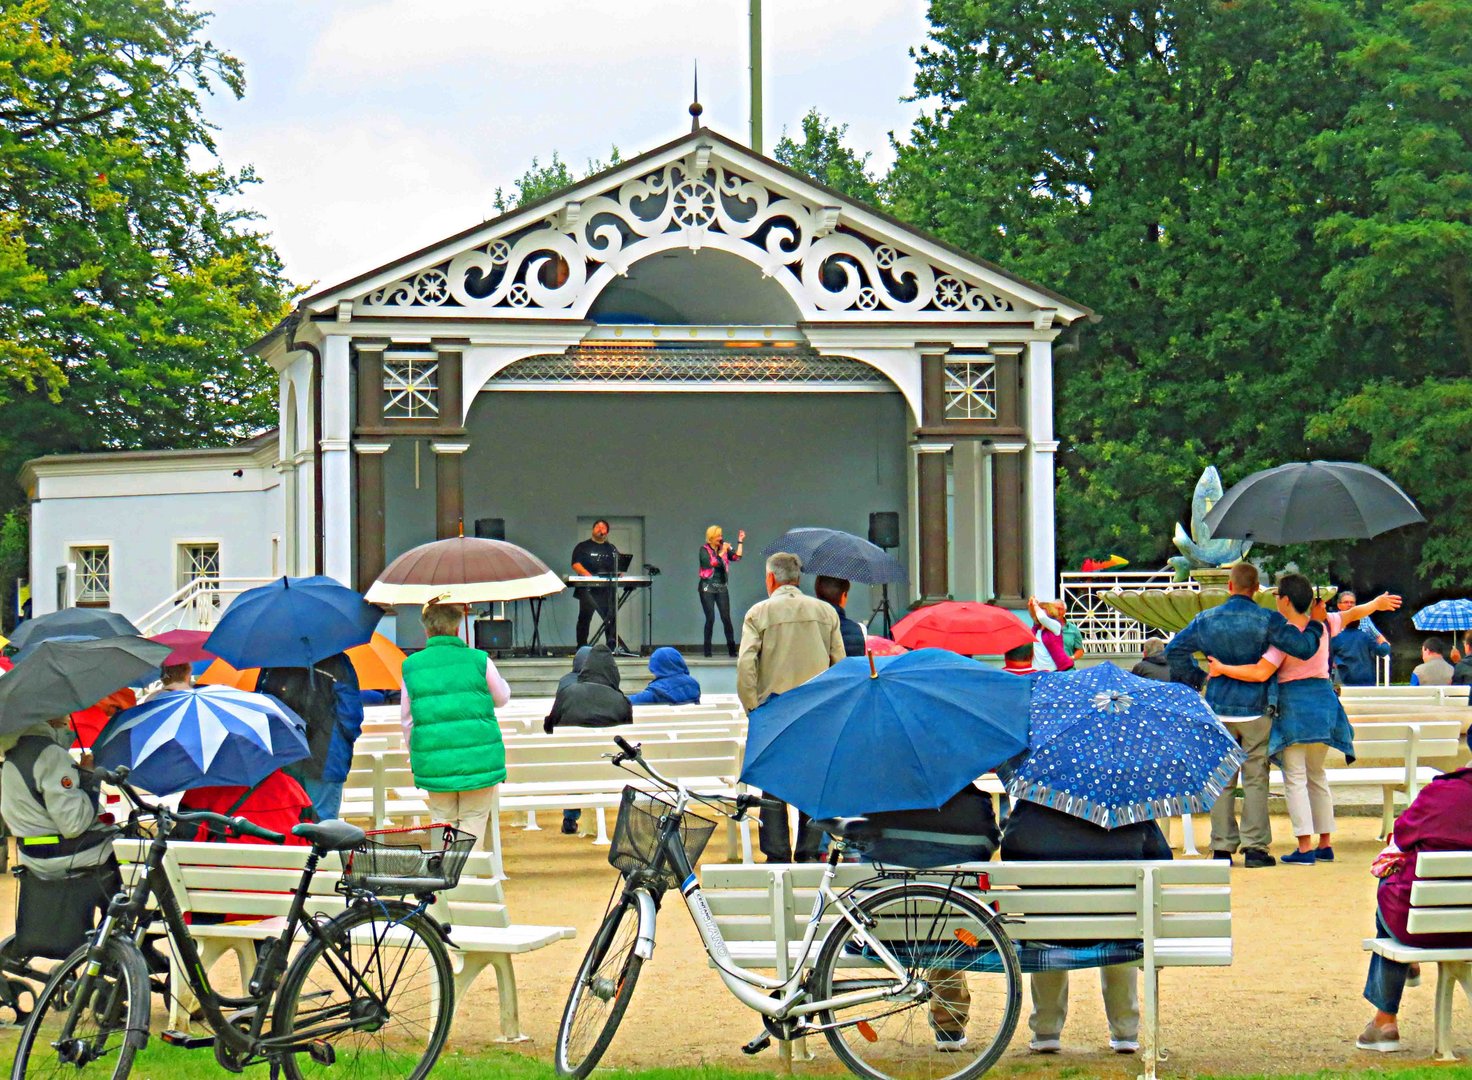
[563,809,581,827]
[699,587,736,655]
[302,778,343,822]
[1365,909,1411,1015]
[758,799,824,862]
[576,589,616,649]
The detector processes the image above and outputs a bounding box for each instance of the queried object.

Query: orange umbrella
[201,634,405,692]
[346,633,406,691]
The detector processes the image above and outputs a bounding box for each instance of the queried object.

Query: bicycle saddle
[808,816,882,843]
[292,820,367,851]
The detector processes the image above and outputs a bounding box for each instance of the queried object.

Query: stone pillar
[354,443,390,593]
[319,335,353,585]
[1025,339,1058,598]
[913,442,952,603]
[355,342,386,428]
[432,442,469,540]
[432,344,464,427]
[991,444,1027,608]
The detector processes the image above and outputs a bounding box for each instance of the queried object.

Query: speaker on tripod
[867,511,900,637]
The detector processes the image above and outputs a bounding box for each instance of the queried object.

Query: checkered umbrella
[1412,599,1472,632]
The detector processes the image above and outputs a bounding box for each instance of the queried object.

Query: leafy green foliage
[492,147,623,214]
[773,110,879,203]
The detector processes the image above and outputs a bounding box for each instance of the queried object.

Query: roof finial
[689,60,703,132]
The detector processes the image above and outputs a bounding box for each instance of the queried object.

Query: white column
[1025,339,1058,599]
[320,335,353,585]
[293,450,314,576]
[276,460,298,577]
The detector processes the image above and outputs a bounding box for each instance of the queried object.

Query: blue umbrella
[204,575,382,669]
[760,527,907,585]
[1006,663,1246,828]
[1413,599,1472,632]
[739,649,1032,820]
[93,685,310,795]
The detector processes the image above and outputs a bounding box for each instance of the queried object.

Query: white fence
[1059,569,1177,656]
[136,576,274,637]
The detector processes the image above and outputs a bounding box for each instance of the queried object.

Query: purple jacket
[1380,767,1472,947]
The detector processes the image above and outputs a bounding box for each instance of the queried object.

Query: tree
[491,148,622,214]
[0,0,292,617]
[773,109,879,203]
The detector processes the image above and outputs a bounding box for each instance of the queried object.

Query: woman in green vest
[399,603,511,850]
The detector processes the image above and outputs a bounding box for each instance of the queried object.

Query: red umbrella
[148,629,218,667]
[891,601,1035,656]
[863,635,908,657]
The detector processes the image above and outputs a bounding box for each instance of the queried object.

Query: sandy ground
[0,811,1458,1077]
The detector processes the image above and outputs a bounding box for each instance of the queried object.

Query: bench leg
[593,808,611,846]
[523,811,540,831]
[1177,813,1199,856]
[725,818,739,862]
[1434,962,1468,1061]
[488,954,531,1043]
[1140,965,1159,1080]
[740,817,753,864]
[1380,787,1396,840]
[489,794,506,881]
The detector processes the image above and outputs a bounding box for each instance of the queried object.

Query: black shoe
[728,646,738,658]
[703,648,713,659]
[561,819,578,835]
[1243,848,1276,868]
[1212,850,1234,864]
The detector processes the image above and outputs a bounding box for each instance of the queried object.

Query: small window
[943,359,998,421]
[72,546,111,606]
[177,543,220,591]
[383,356,439,419]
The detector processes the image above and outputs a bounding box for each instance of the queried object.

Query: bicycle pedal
[307,1040,336,1066]
[741,1033,772,1055]
[161,1030,216,1049]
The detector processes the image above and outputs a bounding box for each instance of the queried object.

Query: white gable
[304,131,1089,327]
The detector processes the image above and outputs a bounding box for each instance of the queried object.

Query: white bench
[1266,720,1463,836]
[701,859,1231,1079]
[1343,685,1469,704]
[1363,851,1472,1060]
[113,838,574,1042]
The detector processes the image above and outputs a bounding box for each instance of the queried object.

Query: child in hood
[627,647,701,705]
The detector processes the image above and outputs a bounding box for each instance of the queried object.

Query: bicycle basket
[608,786,717,890]
[340,823,474,895]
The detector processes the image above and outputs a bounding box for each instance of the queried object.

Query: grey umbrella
[7,607,140,652]
[0,636,171,736]
[1204,461,1424,545]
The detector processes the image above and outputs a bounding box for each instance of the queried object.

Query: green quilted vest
[401,636,506,792]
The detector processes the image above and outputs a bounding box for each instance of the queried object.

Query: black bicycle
[9,765,468,1080]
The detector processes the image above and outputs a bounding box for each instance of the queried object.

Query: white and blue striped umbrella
[93,686,310,795]
[1413,599,1472,632]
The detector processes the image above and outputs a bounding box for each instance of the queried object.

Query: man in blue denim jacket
[1166,563,1324,867]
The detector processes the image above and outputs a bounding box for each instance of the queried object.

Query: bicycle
[10,764,468,1080]
[555,737,1022,1080]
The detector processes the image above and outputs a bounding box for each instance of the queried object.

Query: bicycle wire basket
[340,823,474,895]
[608,785,717,891]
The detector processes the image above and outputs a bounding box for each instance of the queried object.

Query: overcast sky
[200,0,934,293]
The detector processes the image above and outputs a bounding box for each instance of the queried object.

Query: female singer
[698,525,745,657]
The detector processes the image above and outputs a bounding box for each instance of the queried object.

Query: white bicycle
[554,737,1022,1080]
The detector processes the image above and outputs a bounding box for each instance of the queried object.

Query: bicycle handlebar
[609,738,779,821]
[94,764,285,844]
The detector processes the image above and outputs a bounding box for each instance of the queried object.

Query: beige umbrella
[365,537,565,605]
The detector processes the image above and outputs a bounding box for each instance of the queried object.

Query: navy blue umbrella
[94,686,310,795]
[739,649,1032,819]
[1005,663,1245,828]
[760,527,907,584]
[204,576,382,669]
[7,607,139,652]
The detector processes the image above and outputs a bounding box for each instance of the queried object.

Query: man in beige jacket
[737,552,845,861]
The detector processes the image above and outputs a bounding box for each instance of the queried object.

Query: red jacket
[178,771,313,847]
[1380,767,1472,947]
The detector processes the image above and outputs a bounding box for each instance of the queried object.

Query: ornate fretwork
[358,157,1023,318]
[73,546,110,604]
[383,358,439,419]
[491,347,888,386]
[943,359,997,420]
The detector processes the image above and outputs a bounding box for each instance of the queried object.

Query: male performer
[571,519,620,649]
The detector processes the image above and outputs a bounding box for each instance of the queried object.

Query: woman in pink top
[1210,575,1401,864]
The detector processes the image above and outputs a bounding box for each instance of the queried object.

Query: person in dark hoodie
[548,646,633,834]
[814,576,866,658]
[1129,639,1172,682]
[627,647,701,705]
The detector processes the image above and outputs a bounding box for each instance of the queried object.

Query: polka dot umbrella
[1004,662,1246,829]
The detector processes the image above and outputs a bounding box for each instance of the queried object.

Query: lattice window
[492,348,887,385]
[943,359,997,421]
[72,546,110,605]
[177,543,220,591]
[383,358,440,419]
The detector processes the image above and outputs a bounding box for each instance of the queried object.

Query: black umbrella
[7,607,140,652]
[0,637,171,736]
[760,527,908,584]
[1203,461,1424,545]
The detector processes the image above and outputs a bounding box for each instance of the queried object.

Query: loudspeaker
[474,618,513,651]
[868,511,900,549]
[474,517,505,541]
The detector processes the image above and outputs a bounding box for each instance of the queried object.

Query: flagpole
[749,0,762,153]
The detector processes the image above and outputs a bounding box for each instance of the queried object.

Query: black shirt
[572,539,619,579]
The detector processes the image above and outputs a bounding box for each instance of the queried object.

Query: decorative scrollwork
[413,270,449,305]
[671,180,716,227]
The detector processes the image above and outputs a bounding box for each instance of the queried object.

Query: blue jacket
[825,601,867,659]
[1166,596,1324,717]
[628,647,701,705]
[1331,621,1390,687]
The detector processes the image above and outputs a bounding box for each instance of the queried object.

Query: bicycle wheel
[554,893,646,1078]
[810,882,1021,1080]
[11,937,150,1080]
[272,902,454,1080]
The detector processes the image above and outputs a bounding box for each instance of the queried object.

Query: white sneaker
[933,1031,968,1051]
[1110,1038,1140,1054]
[1029,1036,1062,1053]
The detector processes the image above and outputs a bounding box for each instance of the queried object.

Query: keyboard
[563,575,653,587]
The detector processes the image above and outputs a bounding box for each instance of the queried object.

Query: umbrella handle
[867,652,878,678]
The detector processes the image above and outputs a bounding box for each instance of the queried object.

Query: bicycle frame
[631,784,924,1025]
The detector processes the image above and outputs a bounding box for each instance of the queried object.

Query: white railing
[136,577,274,637]
[1059,569,1179,656]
